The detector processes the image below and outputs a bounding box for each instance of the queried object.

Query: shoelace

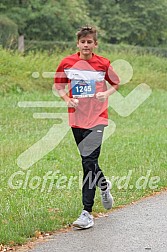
[102,190,109,202]
[78,212,88,220]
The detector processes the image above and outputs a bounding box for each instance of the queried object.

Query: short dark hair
[76,26,97,42]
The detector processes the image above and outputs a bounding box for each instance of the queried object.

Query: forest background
[1,0,167,50]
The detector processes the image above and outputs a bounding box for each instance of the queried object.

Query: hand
[66,98,79,108]
[96,92,108,102]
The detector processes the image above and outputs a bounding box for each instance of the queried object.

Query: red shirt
[54,52,119,128]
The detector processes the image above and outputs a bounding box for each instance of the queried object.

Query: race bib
[71,79,95,98]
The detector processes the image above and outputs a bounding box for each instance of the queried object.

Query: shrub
[0,16,18,48]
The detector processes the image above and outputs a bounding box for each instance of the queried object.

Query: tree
[0,0,91,41]
[0,0,167,47]
[87,0,167,46]
[119,0,167,46]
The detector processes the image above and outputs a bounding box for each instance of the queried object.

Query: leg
[72,126,108,213]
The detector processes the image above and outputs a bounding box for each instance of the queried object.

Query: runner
[54,26,120,229]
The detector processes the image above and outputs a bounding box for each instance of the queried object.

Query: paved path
[28,191,167,252]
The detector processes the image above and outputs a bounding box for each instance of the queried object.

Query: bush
[98,43,167,58]
[25,40,76,53]
[0,16,18,48]
[24,40,167,58]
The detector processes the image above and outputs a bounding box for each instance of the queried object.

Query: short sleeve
[105,62,120,86]
[54,61,68,90]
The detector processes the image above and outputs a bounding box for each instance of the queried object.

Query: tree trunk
[18,35,24,52]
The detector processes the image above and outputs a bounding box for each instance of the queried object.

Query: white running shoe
[73,210,94,229]
[101,180,114,210]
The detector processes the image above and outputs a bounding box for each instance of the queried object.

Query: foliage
[87,0,167,46]
[0,15,18,47]
[0,0,91,41]
[24,40,76,52]
[0,0,167,47]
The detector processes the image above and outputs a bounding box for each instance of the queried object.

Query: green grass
[0,48,167,245]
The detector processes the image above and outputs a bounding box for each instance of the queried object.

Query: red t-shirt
[54,52,119,129]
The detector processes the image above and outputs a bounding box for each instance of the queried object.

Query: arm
[96,64,120,102]
[54,61,79,108]
[96,83,118,102]
[57,89,79,108]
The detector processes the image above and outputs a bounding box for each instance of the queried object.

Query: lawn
[0,48,167,245]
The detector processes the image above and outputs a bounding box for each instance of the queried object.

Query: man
[54,26,120,229]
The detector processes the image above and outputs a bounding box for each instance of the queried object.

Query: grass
[0,47,167,245]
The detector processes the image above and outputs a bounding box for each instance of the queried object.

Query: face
[77,34,97,59]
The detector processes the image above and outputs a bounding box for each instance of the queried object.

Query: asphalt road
[27,191,167,252]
